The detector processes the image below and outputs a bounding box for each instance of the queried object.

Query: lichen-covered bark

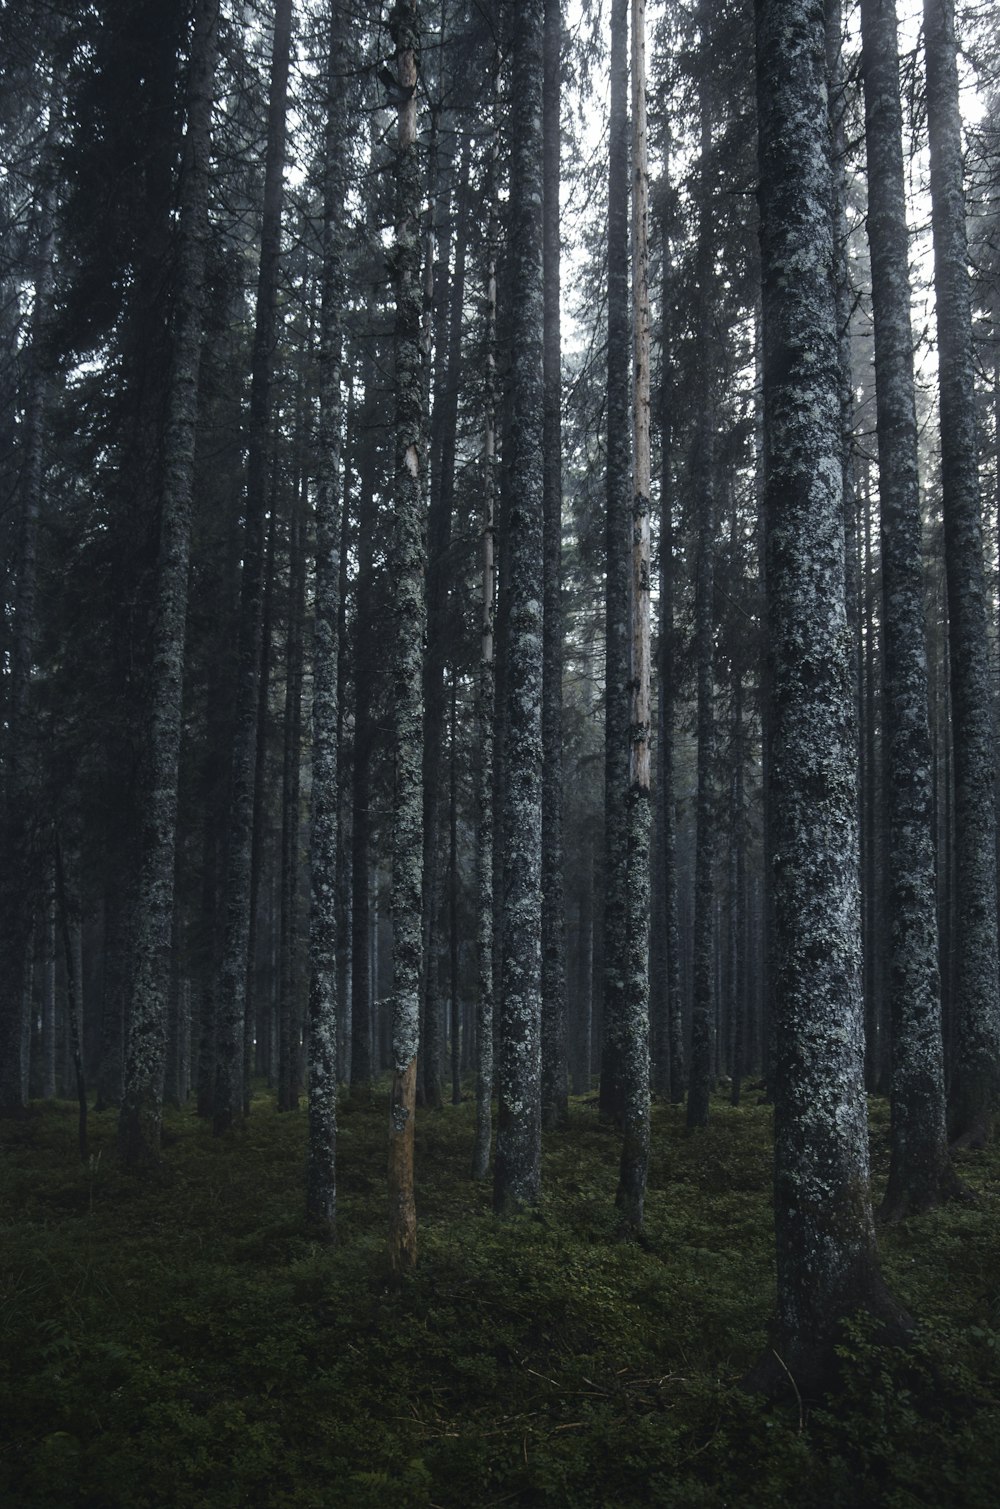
[493,0,545,1217]
[751,0,909,1396]
[923,0,1000,1148]
[306,0,346,1237]
[859,0,956,1216]
[600,0,631,1129]
[657,156,684,1105]
[213,0,293,1136]
[387,0,424,1275]
[541,0,567,1134]
[616,0,652,1230]
[472,96,499,1180]
[119,0,217,1163]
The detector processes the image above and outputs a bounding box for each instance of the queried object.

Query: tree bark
[306,0,346,1237]
[859,0,958,1217]
[213,0,293,1135]
[616,0,652,1230]
[924,0,1000,1148]
[119,0,217,1162]
[600,0,631,1129]
[541,0,568,1133]
[749,0,910,1398]
[493,0,546,1216]
[387,0,424,1276]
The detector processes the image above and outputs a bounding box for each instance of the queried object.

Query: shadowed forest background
[3,0,1000,1500]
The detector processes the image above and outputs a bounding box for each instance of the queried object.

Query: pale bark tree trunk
[859,0,958,1216]
[120,0,217,1163]
[923,0,1000,1147]
[387,0,424,1276]
[306,0,347,1236]
[600,0,631,1128]
[493,0,546,1215]
[213,0,293,1134]
[541,0,568,1133]
[749,0,910,1398]
[616,0,652,1230]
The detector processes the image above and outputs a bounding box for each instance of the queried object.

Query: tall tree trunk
[0,67,61,1117]
[421,134,469,1112]
[472,91,499,1179]
[387,0,425,1276]
[120,0,217,1163]
[277,486,307,1112]
[213,0,293,1134]
[616,0,652,1230]
[748,0,910,1399]
[923,0,1000,1148]
[306,0,346,1235]
[493,0,546,1216]
[350,336,379,1099]
[600,0,631,1128]
[859,0,958,1217]
[541,0,568,1133]
[686,62,717,1131]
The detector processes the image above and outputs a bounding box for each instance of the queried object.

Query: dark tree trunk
[0,71,61,1117]
[749,0,910,1398]
[541,0,568,1133]
[120,0,217,1163]
[306,0,346,1236]
[214,0,293,1134]
[599,0,631,1129]
[923,0,1000,1148]
[472,91,499,1180]
[686,73,718,1132]
[859,0,958,1217]
[277,488,306,1113]
[493,0,546,1216]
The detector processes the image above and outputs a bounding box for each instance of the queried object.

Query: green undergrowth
[2,1087,999,1506]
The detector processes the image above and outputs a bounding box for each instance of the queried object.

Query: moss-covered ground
[2,1087,999,1506]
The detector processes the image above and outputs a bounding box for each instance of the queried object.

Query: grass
[2,1085,999,1506]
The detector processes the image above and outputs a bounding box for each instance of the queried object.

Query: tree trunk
[858,0,958,1217]
[213,0,293,1134]
[119,0,217,1163]
[924,0,1000,1148]
[493,0,546,1216]
[686,64,717,1132]
[306,0,346,1235]
[277,486,306,1113]
[599,0,631,1129]
[0,68,61,1117]
[748,0,910,1398]
[387,0,425,1276]
[616,0,652,1230]
[472,89,499,1179]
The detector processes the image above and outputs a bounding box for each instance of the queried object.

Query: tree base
[743,1276,914,1402]
[879,1159,975,1224]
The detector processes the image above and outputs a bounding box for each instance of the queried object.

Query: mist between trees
[2,0,1000,1416]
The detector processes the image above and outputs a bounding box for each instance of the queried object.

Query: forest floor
[2,1086,999,1507]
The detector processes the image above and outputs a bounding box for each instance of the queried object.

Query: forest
[2,0,1000,1501]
